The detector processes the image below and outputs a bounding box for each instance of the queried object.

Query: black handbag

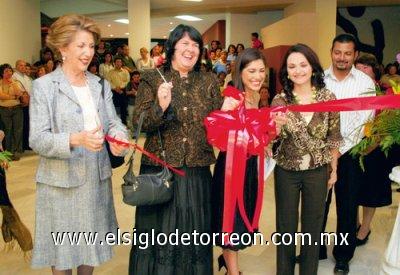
[121,112,173,206]
[99,78,125,168]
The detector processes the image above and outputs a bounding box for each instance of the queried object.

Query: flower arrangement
[350,80,400,170]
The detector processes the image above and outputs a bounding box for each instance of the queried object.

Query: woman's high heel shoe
[218,254,227,271]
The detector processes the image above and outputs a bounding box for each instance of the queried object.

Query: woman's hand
[109,132,129,156]
[221,94,243,111]
[264,145,273,158]
[70,126,104,152]
[327,169,337,190]
[157,82,173,112]
[271,111,287,135]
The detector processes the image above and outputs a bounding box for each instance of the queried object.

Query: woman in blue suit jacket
[29,14,128,275]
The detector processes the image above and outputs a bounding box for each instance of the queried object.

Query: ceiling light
[114,18,129,24]
[125,32,130,35]
[174,15,202,21]
[163,35,167,38]
[169,22,173,25]
[107,24,111,27]
[109,34,114,37]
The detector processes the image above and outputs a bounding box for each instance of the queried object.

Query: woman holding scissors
[129,24,223,275]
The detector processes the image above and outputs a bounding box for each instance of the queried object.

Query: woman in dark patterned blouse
[271,44,342,275]
[129,24,223,275]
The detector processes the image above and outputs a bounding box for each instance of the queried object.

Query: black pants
[321,152,363,262]
[274,165,328,275]
[112,90,128,125]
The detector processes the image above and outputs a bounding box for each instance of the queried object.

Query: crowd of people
[0,12,400,275]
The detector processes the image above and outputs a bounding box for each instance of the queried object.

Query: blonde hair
[46,14,101,59]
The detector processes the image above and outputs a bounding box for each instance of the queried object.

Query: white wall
[226,11,283,49]
[0,0,41,65]
[337,6,400,65]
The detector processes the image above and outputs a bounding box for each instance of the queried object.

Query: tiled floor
[0,147,399,275]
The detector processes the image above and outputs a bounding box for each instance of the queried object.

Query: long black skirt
[359,145,400,207]
[129,165,213,275]
[211,152,259,251]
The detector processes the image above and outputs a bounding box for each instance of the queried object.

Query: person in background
[36,65,47,78]
[201,48,212,72]
[108,57,130,124]
[120,44,137,73]
[45,59,55,73]
[151,44,165,68]
[25,63,34,79]
[354,54,400,247]
[99,52,114,81]
[13,60,32,151]
[259,83,270,107]
[217,71,227,93]
[209,49,218,67]
[88,62,99,76]
[380,63,400,88]
[129,24,223,275]
[29,14,128,275]
[213,50,228,74]
[322,33,375,275]
[236,43,245,55]
[94,40,107,64]
[227,44,237,63]
[0,64,25,161]
[125,71,140,133]
[251,32,264,50]
[34,47,54,67]
[137,47,155,71]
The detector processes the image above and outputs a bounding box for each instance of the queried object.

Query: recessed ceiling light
[109,34,114,37]
[163,35,167,38]
[174,15,202,21]
[107,24,111,27]
[114,18,129,24]
[169,22,173,25]
[125,32,130,35]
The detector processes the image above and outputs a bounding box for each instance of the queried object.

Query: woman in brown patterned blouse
[271,44,342,275]
[129,24,222,275]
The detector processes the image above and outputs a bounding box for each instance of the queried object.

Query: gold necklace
[293,87,317,104]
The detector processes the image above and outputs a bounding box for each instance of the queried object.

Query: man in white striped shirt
[322,34,375,275]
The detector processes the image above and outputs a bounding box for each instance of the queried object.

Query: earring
[312,72,316,76]
[62,56,66,61]
[287,75,290,79]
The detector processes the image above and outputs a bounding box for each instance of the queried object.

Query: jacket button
[182,137,187,142]
[183,107,187,111]
[182,92,187,96]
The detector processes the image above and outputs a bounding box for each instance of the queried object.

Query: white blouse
[72,85,100,133]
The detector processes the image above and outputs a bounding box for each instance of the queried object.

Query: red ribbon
[105,135,186,177]
[204,86,400,243]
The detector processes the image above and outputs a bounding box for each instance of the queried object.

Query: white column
[128,0,151,65]
[225,13,232,50]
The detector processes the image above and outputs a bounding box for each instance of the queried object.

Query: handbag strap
[128,111,166,166]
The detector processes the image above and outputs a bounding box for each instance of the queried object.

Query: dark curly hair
[0,63,13,79]
[279,44,325,103]
[163,24,203,72]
